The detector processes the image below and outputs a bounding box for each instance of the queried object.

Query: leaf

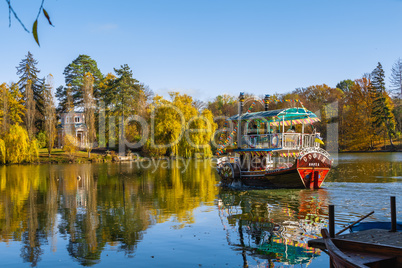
[43,9,53,26]
[32,20,40,46]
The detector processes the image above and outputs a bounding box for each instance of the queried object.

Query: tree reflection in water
[0,160,218,266]
[217,188,329,267]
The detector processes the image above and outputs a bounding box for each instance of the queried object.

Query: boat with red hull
[216,93,332,189]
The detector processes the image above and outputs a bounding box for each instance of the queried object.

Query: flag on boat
[315,134,324,145]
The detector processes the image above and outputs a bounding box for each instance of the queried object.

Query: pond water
[0,153,401,267]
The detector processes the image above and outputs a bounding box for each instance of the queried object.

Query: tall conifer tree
[16,52,45,132]
[370,62,396,149]
[58,55,103,108]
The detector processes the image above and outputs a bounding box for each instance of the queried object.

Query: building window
[66,117,69,123]
[75,117,80,123]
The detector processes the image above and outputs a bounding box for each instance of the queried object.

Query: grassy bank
[38,148,107,164]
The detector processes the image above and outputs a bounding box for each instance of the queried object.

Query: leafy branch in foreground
[5,0,54,46]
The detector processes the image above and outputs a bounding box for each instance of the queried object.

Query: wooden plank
[321,229,402,268]
[321,229,368,268]
[308,229,402,250]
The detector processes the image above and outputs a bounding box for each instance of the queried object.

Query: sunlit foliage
[149,92,217,158]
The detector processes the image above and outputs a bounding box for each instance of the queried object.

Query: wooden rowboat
[321,229,402,268]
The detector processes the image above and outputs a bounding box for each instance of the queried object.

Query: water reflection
[217,189,328,267]
[0,153,400,267]
[328,152,402,183]
[0,161,218,267]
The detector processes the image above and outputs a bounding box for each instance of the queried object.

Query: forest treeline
[0,52,401,164]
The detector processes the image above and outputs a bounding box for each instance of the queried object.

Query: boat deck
[308,229,402,250]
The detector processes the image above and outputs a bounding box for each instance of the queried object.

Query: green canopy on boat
[228,107,320,125]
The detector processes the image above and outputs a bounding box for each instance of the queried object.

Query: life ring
[271,134,279,148]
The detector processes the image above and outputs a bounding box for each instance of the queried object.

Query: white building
[57,112,88,148]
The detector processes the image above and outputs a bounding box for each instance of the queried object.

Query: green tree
[370,62,396,150]
[16,52,45,132]
[104,64,141,117]
[60,55,103,108]
[336,79,355,93]
[102,64,145,151]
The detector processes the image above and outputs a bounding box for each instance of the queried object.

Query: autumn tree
[0,138,5,164]
[149,92,216,158]
[293,84,344,141]
[25,79,35,139]
[44,75,57,157]
[207,94,237,118]
[341,77,376,150]
[63,134,77,161]
[370,62,396,150]
[5,83,25,126]
[16,52,45,132]
[83,72,96,157]
[3,124,38,164]
[0,83,9,135]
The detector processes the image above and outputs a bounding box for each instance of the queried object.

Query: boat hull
[218,149,332,189]
[241,166,304,188]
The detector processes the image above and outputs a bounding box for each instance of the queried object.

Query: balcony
[241,133,320,150]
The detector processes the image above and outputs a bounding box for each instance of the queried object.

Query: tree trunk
[388,131,396,151]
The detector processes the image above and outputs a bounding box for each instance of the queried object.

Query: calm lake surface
[0,152,401,267]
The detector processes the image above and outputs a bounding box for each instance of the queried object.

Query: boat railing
[242,133,320,150]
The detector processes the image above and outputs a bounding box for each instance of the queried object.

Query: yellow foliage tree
[26,139,39,163]
[0,139,5,164]
[8,83,25,125]
[149,92,217,158]
[63,134,77,160]
[4,124,29,164]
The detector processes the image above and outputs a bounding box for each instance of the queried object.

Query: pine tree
[102,64,142,153]
[370,62,396,150]
[60,55,103,108]
[16,51,45,132]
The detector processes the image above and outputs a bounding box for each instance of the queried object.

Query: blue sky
[1,0,402,101]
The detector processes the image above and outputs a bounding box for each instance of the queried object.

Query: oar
[335,211,374,236]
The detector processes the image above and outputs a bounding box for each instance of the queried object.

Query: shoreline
[0,148,400,166]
